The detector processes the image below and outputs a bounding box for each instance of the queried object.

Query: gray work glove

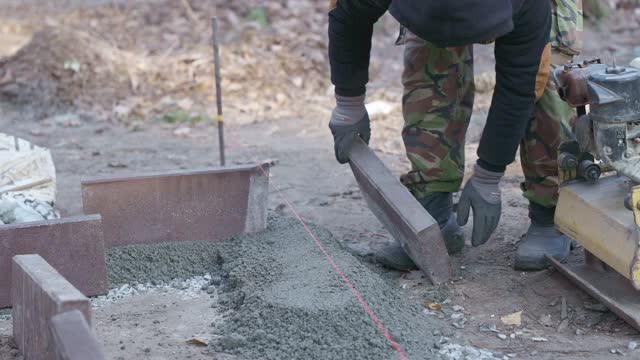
[329,94,371,164]
[457,164,504,246]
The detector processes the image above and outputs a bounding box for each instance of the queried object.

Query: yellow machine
[551,59,640,330]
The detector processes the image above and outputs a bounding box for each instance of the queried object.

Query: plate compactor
[551,58,640,330]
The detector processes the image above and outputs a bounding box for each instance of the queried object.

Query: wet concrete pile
[106,216,441,359]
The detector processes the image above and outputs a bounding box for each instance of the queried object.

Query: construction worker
[328,0,582,271]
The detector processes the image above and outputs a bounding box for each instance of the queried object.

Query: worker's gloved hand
[329,94,371,164]
[457,164,504,246]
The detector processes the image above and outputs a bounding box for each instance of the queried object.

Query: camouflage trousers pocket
[551,0,583,56]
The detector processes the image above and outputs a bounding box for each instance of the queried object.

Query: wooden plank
[349,139,452,284]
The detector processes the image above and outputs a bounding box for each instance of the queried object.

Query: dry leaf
[423,301,441,311]
[186,338,208,347]
[501,311,522,326]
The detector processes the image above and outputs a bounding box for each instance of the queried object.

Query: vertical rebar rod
[212,17,226,166]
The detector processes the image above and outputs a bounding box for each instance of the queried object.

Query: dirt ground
[2,1,640,359]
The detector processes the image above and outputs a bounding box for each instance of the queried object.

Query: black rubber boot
[514,203,572,271]
[419,192,466,255]
[373,193,464,271]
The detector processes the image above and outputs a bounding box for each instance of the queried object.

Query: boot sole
[514,248,571,271]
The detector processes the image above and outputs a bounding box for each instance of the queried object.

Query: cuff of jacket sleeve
[477,158,507,173]
[335,86,366,97]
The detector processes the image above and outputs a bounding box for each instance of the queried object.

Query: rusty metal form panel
[12,255,92,360]
[50,310,106,360]
[348,139,452,284]
[81,165,269,248]
[0,215,108,308]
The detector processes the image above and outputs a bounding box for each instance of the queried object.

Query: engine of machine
[556,59,640,183]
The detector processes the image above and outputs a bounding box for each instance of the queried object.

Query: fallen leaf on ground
[186,338,208,347]
[501,311,522,326]
[424,301,441,311]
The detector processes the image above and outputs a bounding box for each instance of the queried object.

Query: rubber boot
[419,193,466,255]
[514,203,572,271]
[373,193,465,271]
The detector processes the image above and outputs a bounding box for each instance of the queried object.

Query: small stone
[539,314,554,327]
[204,274,212,281]
[507,354,516,358]
[451,313,464,321]
[452,305,465,312]
[464,346,480,357]
[510,333,516,339]
[210,276,223,286]
[144,348,151,353]
[218,333,247,350]
[460,266,466,270]
[251,329,267,341]
[206,286,216,294]
[576,329,585,335]
[479,323,499,333]
[201,284,209,291]
[433,329,442,336]
[585,303,609,313]
[531,351,538,356]
[629,341,638,350]
[451,322,465,329]
[497,334,508,340]
[557,319,569,332]
[531,337,548,342]
[120,345,126,350]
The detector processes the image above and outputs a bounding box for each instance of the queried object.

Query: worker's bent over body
[328,0,582,271]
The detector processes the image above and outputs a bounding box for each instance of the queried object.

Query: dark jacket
[328,0,552,169]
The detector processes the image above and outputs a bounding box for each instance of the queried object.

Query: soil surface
[2,1,640,359]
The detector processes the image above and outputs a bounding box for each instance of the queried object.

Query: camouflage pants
[400,32,576,208]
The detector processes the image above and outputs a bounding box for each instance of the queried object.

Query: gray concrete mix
[106,216,440,359]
